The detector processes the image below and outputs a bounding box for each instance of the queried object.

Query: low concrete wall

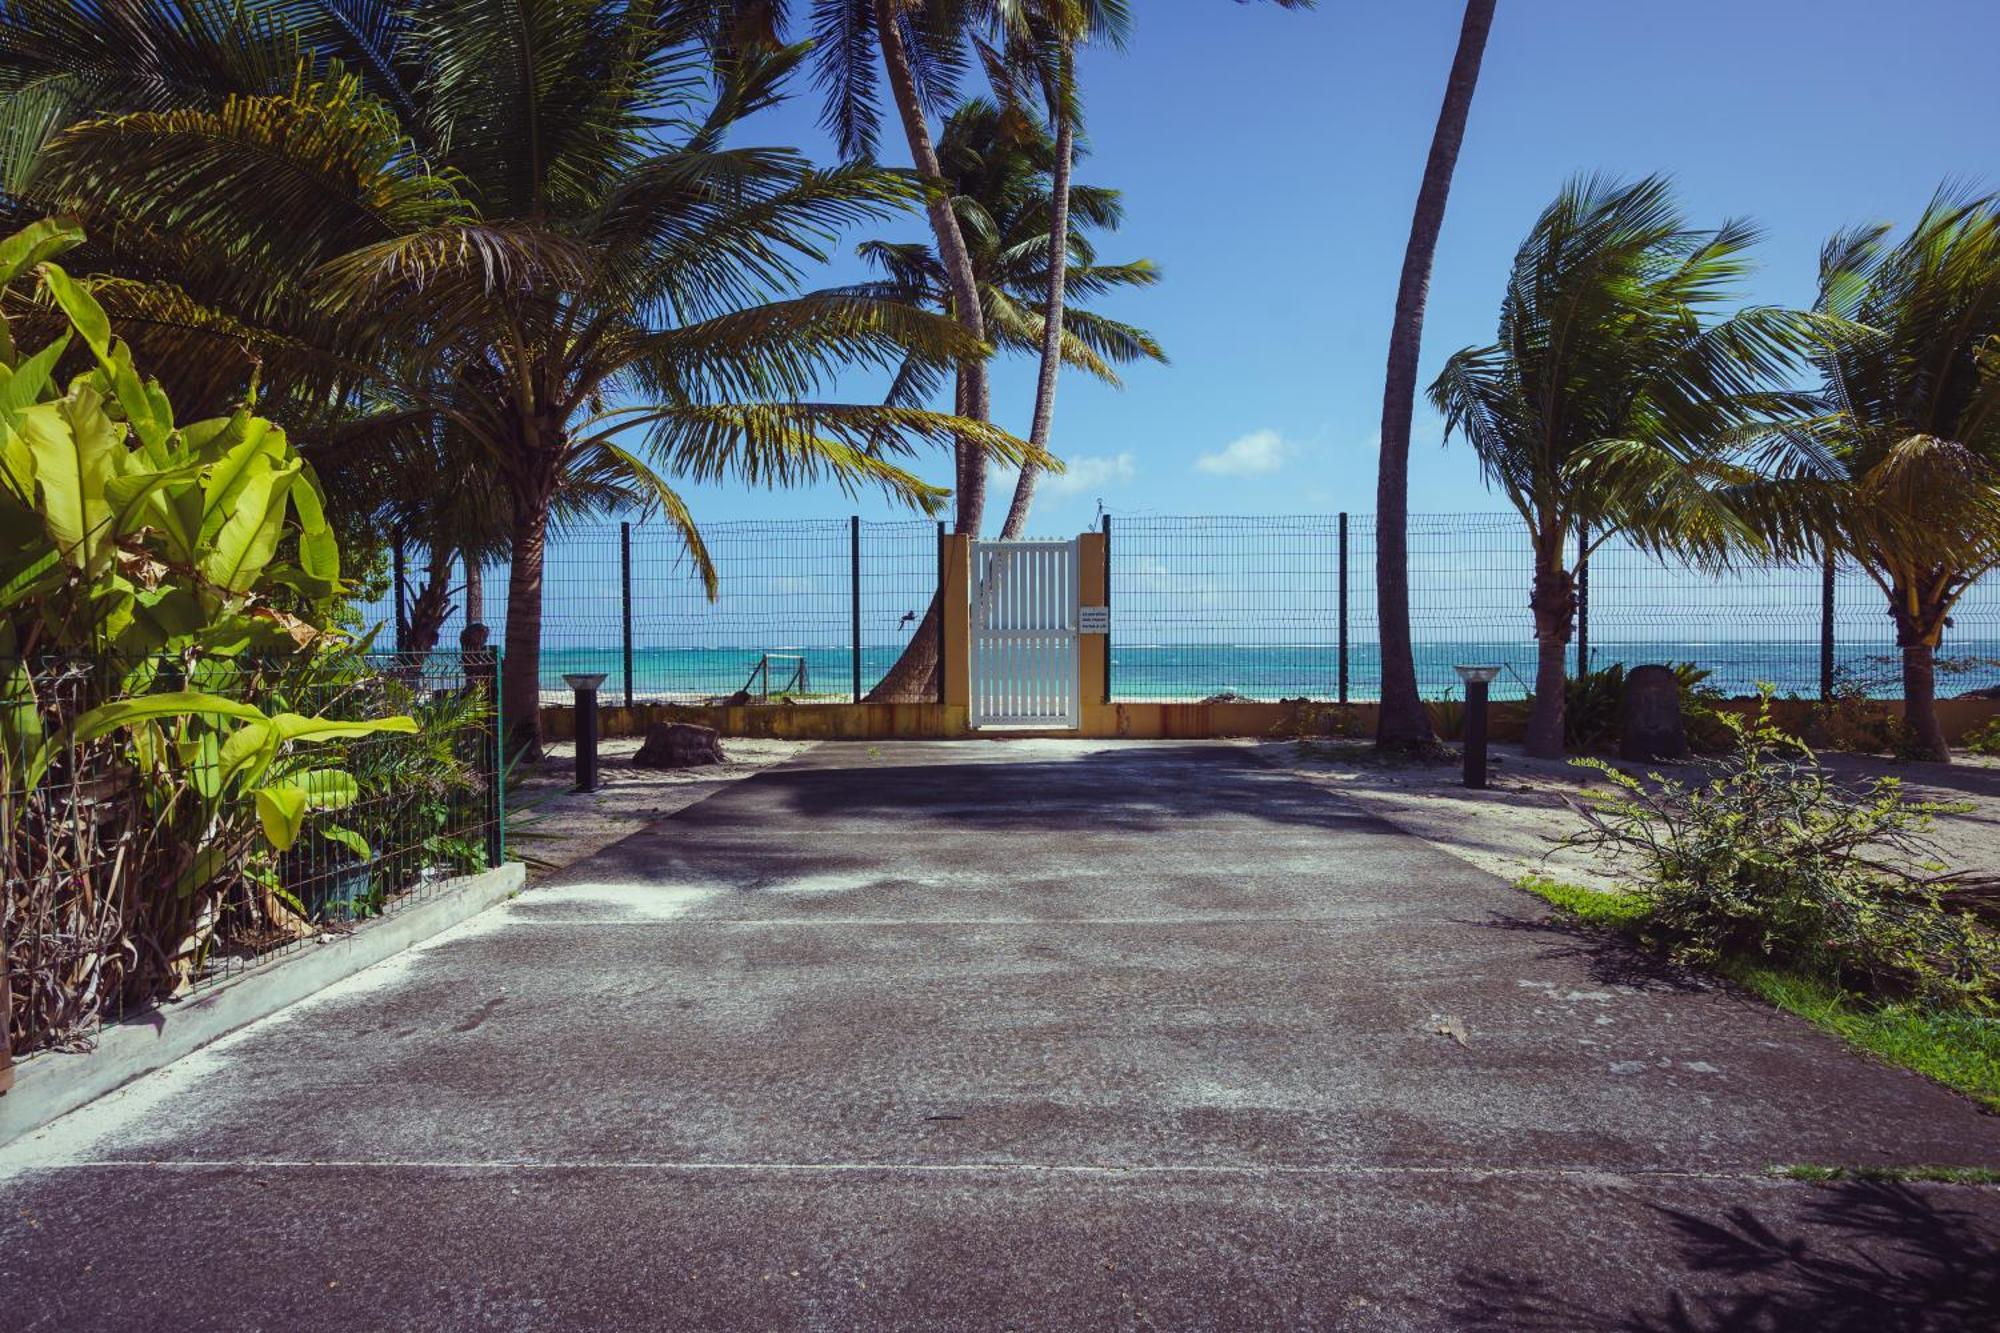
[0,862,525,1150]
[543,695,2000,746]
[543,700,970,742]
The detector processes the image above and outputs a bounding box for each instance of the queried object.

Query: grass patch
[1772,1163,2000,1186]
[1514,874,1649,930]
[1514,874,2000,1113]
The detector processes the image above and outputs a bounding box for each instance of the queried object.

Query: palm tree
[1376,0,1496,753]
[979,0,1309,539]
[715,0,1001,532]
[5,5,1031,755]
[849,96,1163,699]
[720,1,1308,542]
[1759,194,2000,761]
[853,97,1165,478]
[1428,175,1822,757]
[975,1,1128,539]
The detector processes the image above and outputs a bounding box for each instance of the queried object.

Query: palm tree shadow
[1474,910,1710,992]
[1453,1182,2000,1331]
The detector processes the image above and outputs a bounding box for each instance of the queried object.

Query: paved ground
[4,739,1998,1330]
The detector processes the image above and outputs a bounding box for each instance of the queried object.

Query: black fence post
[1820,548,1836,702]
[850,515,863,703]
[1337,512,1350,704]
[566,672,605,792]
[1101,513,1113,703]
[1463,677,1491,789]
[392,538,408,653]
[936,520,948,705]
[620,522,634,708]
[1575,523,1590,677]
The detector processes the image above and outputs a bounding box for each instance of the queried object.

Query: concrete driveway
[3,740,1998,1330]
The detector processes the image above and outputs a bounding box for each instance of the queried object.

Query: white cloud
[1037,451,1137,497]
[1196,428,1289,477]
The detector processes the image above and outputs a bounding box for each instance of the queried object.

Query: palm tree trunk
[404,546,455,655]
[501,474,556,759]
[862,0,992,704]
[874,0,990,536]
[462,552,484,628]
[867,367,981,703]
[1524,560,1574,758]
[1901,643,1949,762]
[1891,582,1953,761]
[1375,0,1496,753]
[999,47,1076,541]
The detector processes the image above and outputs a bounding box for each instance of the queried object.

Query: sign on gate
[969,539,1080,729]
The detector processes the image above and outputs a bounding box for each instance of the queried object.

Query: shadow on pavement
[1453,1181,2000,1331]
[685,743,1393,836]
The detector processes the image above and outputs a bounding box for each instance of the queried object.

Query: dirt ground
[1257,738,2000,893]
[511,736,817,876]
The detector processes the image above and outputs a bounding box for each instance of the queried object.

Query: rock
[1620,664,1688,762]
[632,721,725,769]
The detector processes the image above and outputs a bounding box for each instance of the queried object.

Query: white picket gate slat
[970,539,1079,729]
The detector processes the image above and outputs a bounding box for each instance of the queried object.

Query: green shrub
[1964,716,2000,758]
[1562,660,1724,752]
[0,220,417,1043]
[1561,690,1997,1010]
[1427,693,1466,742]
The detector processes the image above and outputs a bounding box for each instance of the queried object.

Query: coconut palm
[3,3,1032,755]
[1376,0,1496,753]
[972,0,1131,539]
[1428,175,1823,757]
[844,95,1162,699]
[1756,194,2000,761]
[714,0,1308,539]
[853,97,1164,476]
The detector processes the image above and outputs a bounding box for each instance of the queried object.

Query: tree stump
[632,721,725,769]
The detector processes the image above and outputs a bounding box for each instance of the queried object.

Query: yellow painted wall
[544,693,1999,747]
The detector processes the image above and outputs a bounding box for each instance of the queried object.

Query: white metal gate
[969,539,1080,729]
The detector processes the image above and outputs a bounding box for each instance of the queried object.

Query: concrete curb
[0,861,525,1148]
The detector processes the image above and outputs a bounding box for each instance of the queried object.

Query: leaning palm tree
[1756,194,2000,761]
[1376,0,1496,753]
[973,0,1131,539]
[1429,175,1822,756]
[848,96,1163,699]
[855,98,1164,414]
[10,7,1034,754]
[714,0,1308,540]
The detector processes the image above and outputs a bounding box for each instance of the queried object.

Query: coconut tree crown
[1429,173,1824,756]
[0,0,1045,752]
[1745,190,2000,759]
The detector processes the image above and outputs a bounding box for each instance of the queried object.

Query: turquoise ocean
[531,638,2000,702]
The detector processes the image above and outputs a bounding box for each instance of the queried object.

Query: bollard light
[564,672,608,793]
[1453,665,1502,790]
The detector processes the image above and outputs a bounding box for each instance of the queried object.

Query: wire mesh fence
[354,520,946,703]
[354,514,2000,705]
[3,652,501,1061]
[1109,514,2000,701]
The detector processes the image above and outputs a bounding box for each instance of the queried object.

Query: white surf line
[11,1158,1858,1186]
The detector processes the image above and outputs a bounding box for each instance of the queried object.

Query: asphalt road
[4,739,1997,1330]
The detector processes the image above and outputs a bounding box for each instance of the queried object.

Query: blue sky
[671,0,1998,534]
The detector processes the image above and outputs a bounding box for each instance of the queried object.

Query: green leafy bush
[1561,691,1997,1010]
[0,220,422,1045]
[1963,716,2000,758]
